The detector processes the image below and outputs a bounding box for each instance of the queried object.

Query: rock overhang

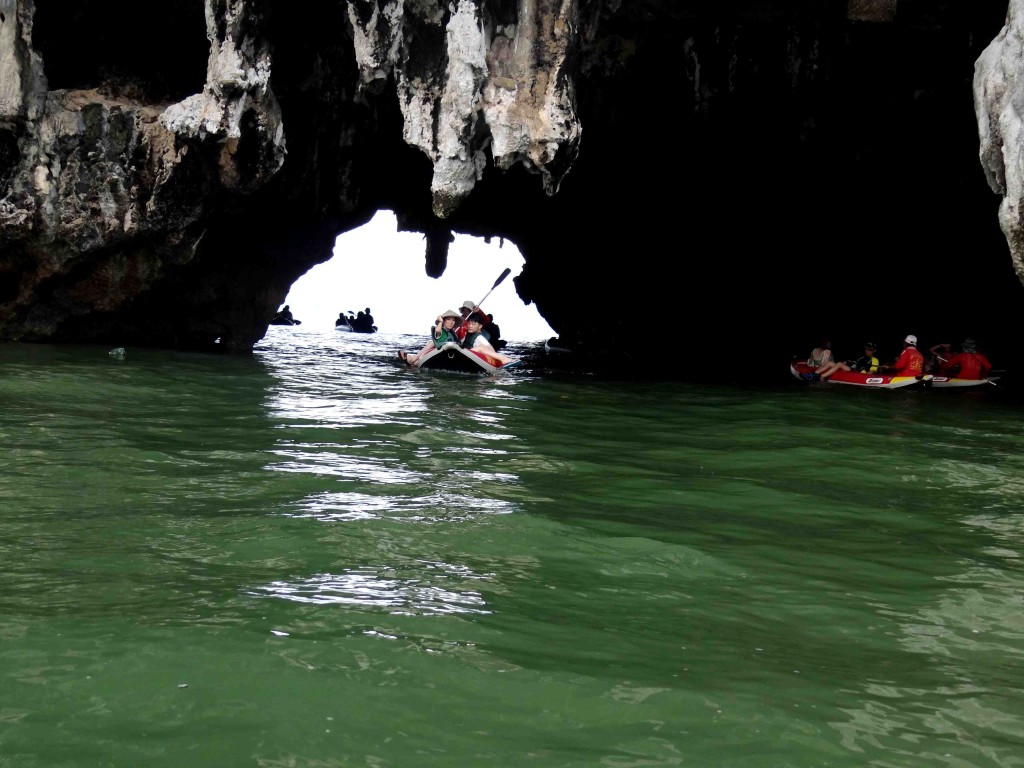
[0,0,1020,379]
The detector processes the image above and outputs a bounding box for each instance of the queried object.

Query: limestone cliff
[976,0,1024,286]
[0,0,1020,374]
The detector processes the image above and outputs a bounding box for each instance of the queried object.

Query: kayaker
[461,312,515,366]
[882,334,924,376]
[272,305,300,325]
[816,342,880,381]
[938,337,992,380]
[400,309,461,365]
[808,338,834,368]
[454,301,477,341]
[484,313,507,351]
[799,337,833,379]
[926,341,953,372]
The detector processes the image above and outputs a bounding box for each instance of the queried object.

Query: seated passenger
[461,312,515,366]
[484,313,507,351]
[400,310,461,365]
[939,337,992,380]
[882,334,924,376]
[454,301,477,341]
[926,342,953,373]
[817,342,880,381]
[272,305,300,324]
[798,337,833,379]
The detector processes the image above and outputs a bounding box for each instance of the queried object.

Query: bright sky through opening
[283,211,555,341]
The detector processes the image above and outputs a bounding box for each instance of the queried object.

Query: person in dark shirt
[483,313,506,351]
[272,305,300,325]
[460,312,515,366]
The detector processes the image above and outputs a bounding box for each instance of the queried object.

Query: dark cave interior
[437,0,1020,377]
[5,0,1022,381]
[33,0,207,102]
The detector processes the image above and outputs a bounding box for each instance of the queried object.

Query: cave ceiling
[0,0,1022,376]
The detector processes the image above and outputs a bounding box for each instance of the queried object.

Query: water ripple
[252,563,492,616]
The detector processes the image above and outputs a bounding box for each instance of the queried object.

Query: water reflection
[252,563,492,616]
[285,489,517,523]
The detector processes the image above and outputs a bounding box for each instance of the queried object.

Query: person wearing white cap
[882,334,924,377]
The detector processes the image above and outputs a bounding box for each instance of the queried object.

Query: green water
[1,327,1022,767]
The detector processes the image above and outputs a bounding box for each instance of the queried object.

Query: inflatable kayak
[790,360,927,389]
[923,374,1000,389]
[400,341,521,375]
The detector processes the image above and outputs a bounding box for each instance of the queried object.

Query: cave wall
[0,0,1021,377]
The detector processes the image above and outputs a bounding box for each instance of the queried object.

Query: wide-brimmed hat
[440,309,460,319]
[904,334,917,345]
[461,301,475,311]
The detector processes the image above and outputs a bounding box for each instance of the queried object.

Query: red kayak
[791,361,999,389]
[791,360,926,389]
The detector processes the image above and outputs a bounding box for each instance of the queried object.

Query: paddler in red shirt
[454,300,476,341]
[884,334,925,376]
[939,337,992,380]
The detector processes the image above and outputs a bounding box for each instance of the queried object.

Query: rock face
[0,0,1020,373]
[976,0,1024,286]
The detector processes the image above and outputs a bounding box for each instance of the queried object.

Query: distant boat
[271,306,301,325]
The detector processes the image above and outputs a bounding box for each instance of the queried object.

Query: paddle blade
[493,267,512,288]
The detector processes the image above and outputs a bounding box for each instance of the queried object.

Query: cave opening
[279,211,554,342]
[33,0,207,103]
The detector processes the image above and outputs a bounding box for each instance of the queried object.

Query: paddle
[471,267,512,314]
[464,268,517,367]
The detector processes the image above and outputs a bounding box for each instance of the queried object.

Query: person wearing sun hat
[454,301,478,341]
[399,309,462,365]
[883,334,924,376]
